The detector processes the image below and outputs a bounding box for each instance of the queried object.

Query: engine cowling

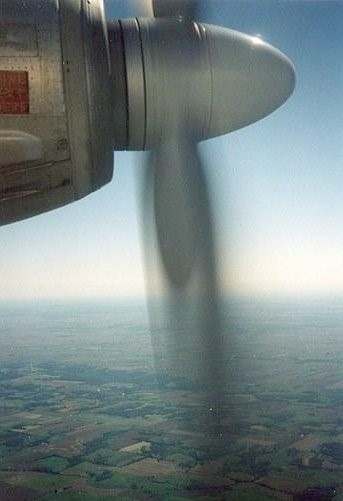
[109,17,295,150]
[0,0,113,225]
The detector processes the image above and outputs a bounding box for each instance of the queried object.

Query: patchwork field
[0,298,342,499]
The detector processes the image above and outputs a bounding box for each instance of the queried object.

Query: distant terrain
[0,297,342,500]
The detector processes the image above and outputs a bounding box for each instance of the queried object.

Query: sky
[0,0,342,300]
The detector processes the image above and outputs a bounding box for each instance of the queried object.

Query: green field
[0,299,342,499]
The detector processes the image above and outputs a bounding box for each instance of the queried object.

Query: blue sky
[0,0,342,299]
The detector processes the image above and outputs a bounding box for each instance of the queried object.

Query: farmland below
[0,297,342,500]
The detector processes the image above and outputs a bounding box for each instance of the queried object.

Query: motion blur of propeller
[117,0,296,435]
[133,0,228,429]
[151,0,198,18]
[0,0,295,441]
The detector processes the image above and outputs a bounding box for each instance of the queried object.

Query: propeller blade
[126,0,154,17]
[141,118,231,449]
[152,0,199,18]
[133,5,232,449]
[153,135,200,289]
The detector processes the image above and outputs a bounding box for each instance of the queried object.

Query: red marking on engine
[0,71,29,114]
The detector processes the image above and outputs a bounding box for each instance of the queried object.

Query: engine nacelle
[0,0,113,225]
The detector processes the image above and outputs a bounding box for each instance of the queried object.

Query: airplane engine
[0,0,294,226]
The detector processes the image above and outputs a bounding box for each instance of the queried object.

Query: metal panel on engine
[0,0,70,163]
[0,0,73,225]
[0,0,114,226]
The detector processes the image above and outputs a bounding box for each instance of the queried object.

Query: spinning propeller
[0,0,295,432]
[114,0,295,402]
